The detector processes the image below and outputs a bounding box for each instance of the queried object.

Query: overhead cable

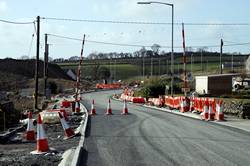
[41,17,250,26]
[0,19,35,24]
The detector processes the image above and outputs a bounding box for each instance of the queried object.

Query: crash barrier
[119,93,224,121]
[192,97,224,121]
[96,83,121,89]
[120,93,146,103]
[61,100,71,108]
[132,97,146,103]
[147,97,164,107]
[164,96,183,109]
[179,96,190,113]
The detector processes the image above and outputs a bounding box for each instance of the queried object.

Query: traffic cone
[121,100,129,115]
[106,99,112,115]
[90,99,96,115]
[26,111,35,141]
[58,112,75,139]
[202,98,209,120]
[216,99,224,121]
[31,114,49,154]
[75,101,80,113]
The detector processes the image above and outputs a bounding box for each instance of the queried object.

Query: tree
[20,55,29,60]
[97,66,111,80]
[151,44,161,55]
[139,47,147,57]
[48,56,53,62]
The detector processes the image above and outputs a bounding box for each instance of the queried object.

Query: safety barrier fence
[119,93,224,121]
[96,83,121,89]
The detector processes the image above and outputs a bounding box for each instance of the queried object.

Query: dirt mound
[0,58,71,80]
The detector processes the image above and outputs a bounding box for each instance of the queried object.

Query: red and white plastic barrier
[215,99,224,121]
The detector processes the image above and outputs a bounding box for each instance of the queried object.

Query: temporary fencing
[96,83,121,89]
[215,99,224,121]
[61,100,71,108]
[179,96,190,113]
[164,96,182,109]
[120,93,146,103]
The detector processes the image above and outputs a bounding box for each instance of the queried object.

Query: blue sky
[0,0,250,59]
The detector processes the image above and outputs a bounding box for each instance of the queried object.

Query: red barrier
[96,83,121,89]
[61,100,71,108]
[132,97,145,103]
[215,99,224,121]
[179,96,190,113]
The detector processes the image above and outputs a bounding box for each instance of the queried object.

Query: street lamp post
[137,1,174,96]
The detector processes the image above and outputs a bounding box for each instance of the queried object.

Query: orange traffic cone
[31,114,49,154]
[90,99,96,115]
[58,112,75,139]
[216,99,224,121]
[26,111,35,141]
[121,100,129,115]
[75,101,81,113]
[106,99,112,115]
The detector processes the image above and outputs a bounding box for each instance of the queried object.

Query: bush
[134,76,183,98]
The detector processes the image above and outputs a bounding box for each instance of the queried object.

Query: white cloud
[0,1,7,13]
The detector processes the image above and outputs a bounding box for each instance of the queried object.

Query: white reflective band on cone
[61,117,70,130]
[37,124,47,140]
[27,119,34,131]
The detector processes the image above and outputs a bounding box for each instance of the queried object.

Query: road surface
[80,90,250,166]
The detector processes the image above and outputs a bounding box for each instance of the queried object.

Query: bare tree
[151,44,161,55]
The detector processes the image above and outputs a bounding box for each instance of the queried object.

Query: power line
[41,17,250,26]
[27,34,35,57]
[47,33,182,48]
[47,33,250,49]
[0,19,35,24]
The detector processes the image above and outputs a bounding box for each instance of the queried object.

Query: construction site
[1,1,250,166]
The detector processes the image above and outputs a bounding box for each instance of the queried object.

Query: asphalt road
[80,90,250,166]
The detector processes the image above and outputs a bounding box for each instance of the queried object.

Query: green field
[58,54,248,80]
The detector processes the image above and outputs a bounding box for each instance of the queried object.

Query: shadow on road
[85,115,91,137]
[79,148,88,166]
[79,115,91,165]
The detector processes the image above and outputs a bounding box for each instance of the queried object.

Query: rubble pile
[224,100,250,119]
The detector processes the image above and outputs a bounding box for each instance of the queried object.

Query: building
[195,74,239,95]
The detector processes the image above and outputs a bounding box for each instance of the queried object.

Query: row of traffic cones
[90,99,129,115]
[26,111,75,154]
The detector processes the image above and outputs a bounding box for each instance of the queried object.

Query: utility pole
[182,23,188,96]
[34,16,40,110]
[220,39,223,74]
[166,59,168,75]
[151,56,153,77]
[206,60,208,75]
[114,58,117,81]
[158,58,161,75]
[44,34,49,99]
[75,35,86,102]
[143,52,145,81]
[231,53,234,72]
[200,49,203,73]
[191,53,193,74]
